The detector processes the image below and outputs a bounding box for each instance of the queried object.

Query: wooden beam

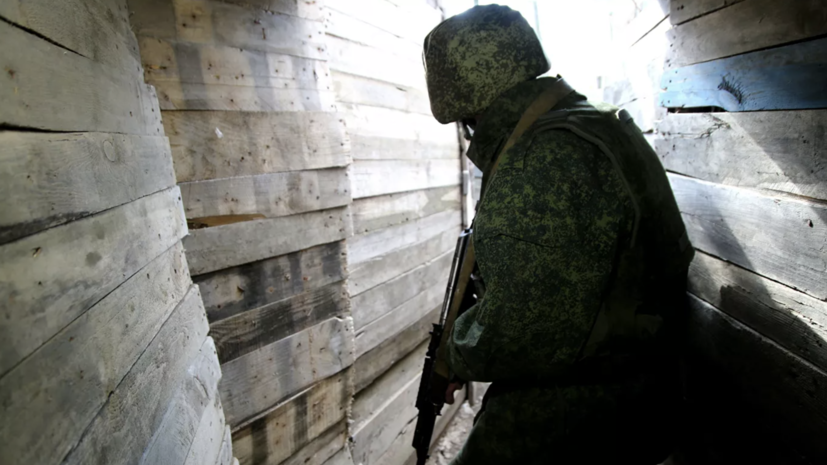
[341,103,457,149]
[326,35,425,89]
[216,426,234,465]
[661,38,827,111]
[0,132,175,244]
[0,187,186,376]
[183,206,352,275]
[351,159,460,199]
[325,7,421,57]
[669,173,827,300]
[332,71,432,115]
[199,0,326,20]
[325,0,441,44]
[657,111,827,201]
[219,318,354,427]
[163,111,350,182]
[184,394,227,465]
[279,421,348,465]
[670,0,745,25]
[351,186,461,235]
[666,0,827,68]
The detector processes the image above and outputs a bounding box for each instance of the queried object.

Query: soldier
[422,5,695,464]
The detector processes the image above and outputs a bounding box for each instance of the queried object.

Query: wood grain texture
[60,286,210,465]
[326,35,425,89]
[184,206,352,275]
[163,111,350,182]
[279,421,347,465]
[220,318,354,427]
[323,448,356,465]
[387,388,463,465]
[348,209,460,266]
[352,251,451,330]
[661,38,827,111]
[325,7,421,57]
[211,280,349,363]
[656,111,827,200]
[216,425,234,465]
[181,168,350,221]
[0,131,175,244]
[332,71,432,115]
[232,372,349,464]
[0,247,192,464]
[140,336,223,465]
[342,103,457,152]
[351,159,460,199]
[351,186,461,235]
[0,20,163,134]
[184,393,227,465]
[197,241,347,322]
[325,0,441,44]
[670,0,744,25]
[200,0,325,20]
[665,0,827,68]
[129,0,327,60]
[0,187,186,376]
[669,174,827,300]
[689,251,827,372]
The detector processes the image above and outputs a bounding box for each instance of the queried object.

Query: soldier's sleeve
[447,129,633,382]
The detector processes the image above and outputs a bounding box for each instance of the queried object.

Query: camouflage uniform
[423,6,694,465]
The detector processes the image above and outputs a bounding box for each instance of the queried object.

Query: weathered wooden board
[656,111,827,200]
[184,206,352,275]
[661,38,827,111]
[129,0,327,60]
[0,247,192,464]
[181,168,350,221]
[140,337,223,465]
[352,251,451,330]
[216,426,234,465]
[348,209,460,266]
[356,283,443,358]
[220,318,354,426]
[232,372,349,464]
[332,71,432,115]
[349,227,457,297]
[59,286,210,465]
[326,35,425,89]
[280,421,347,465]
[163,111,350,182]
[669,174,827,300]
[153,79,337,111]
[351,186,461,235]
[203,0,326,20]
[321,447,356,465]
[325,7,421,57]
[670,0,744,25]
[349,136,458,162]
[211,280,349,363]
[184,394,227,465]
[354,306,438,393]
[342,103,457,148]
[386,387,464,465]
[0,187,186,376]
[689,251,827,372]
[0,20,163,134]
[325,0,441,44]
[351,159,460,199]
[686,295,827,461]
[0,131,175,244]
[666,0,827,68]
[197,241,347,322]
[0,0,140,68]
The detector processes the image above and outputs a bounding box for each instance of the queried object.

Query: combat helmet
[423,4,549,124]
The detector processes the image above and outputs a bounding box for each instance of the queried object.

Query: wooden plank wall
[655,0,827,462]
[128,1,355,464]
[325,0,464,463]
[0,1,228,464]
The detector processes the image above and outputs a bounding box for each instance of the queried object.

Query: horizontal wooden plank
[387,391,464,465]
[665,0,827,68]
[0,20,163,134]
[669,174,827,300]
[184,393,227,465]
[670,0,744,25]
[60,286,210,465]
[140,336,223,465]
[216,425,233,465]
[0,187,186,376]
[184,206,352,275]
[211,280,349,363]
[350,227,457,297]
[220,318,354,426]
[350,135,458,161]
[232,372,349,464]
[333,71,432,115]
[163,111,350,182]
[0,131,175,244]
[351,159,460,198]
[325,0,441,44]
[348,209,460,266]
[326,35,425,89]
[342,103,457,147]
[352,186,461,235]
[656,111,827,200]
[197,241,347,322]
[201,0,326,20]
[686,294,827,461]
[661,38,827,111]
[352,251,451,330]
[130,0,327,60]
[356,282,443,357]
[321,448,356,465]
[280,421,347,465]
[354,306,439,393]
[0,0,140,69]
[325,7,421,57]
[154,79,337,111]
[689,251,827,372]
[0,247,193,464]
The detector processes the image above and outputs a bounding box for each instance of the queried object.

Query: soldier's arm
[447,129,633,382]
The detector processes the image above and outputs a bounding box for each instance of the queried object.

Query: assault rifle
[412,228,477,465]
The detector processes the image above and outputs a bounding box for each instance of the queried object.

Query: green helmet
[423,4,549,124]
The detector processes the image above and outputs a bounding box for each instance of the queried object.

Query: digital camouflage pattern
[423,5,549,124]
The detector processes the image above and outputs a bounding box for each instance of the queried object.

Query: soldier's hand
[445,381,464,404]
